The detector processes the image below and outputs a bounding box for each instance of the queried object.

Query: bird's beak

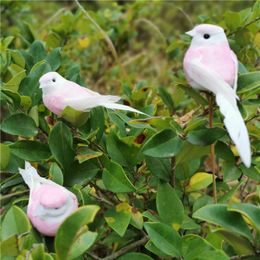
[185,30,195,37]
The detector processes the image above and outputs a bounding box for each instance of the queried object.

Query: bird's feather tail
[19,162,45,189]
[100,102,147,115]
[216,94,251,167]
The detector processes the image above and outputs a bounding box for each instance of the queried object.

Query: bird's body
[39,72,144,115]
[19,162,78,236]
[183,24,251,167]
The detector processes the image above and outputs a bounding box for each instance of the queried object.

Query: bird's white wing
[64,95,147,115]
[230,50,238,92]
[186,58,251,167]
[64,95,121,111]
[187,58,238,107]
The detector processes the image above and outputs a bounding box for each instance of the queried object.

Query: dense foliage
[1,1,260,259]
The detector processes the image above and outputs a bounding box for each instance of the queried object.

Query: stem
[0,190,29,202]
[102,236,148,260]
[208,94,217,203]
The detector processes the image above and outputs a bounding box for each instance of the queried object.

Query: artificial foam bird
[183,24,251,167]
[19,162,78,236]
[39,72,146,116]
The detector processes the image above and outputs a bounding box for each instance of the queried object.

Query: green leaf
[105,204,132,237]
[49,162,64,185]
[186,172,213,192]
[187,127,226,146]
[224,11,241,30]
[4,69,26,92]
[1,235,19,257]
[61,106,89,127]
[65,160,99,186]
[69,231,98,259]
[11,49,25,68]
[237,71,260,94]
[144,222,182,257]
[142,129,182,158]
[55,205,100,260]
[213,229,254,255]
[228,203,260,232]
[182,234,229,260]
[176,141,210,165]
[193,204,253,241]
[156,183,184,229]
[49,122,75,171]
[1,113,38,137]
[145,156,171,181]
[0,143,11,170]
[157,86,174,113]
[76,146,103,164]
[46,47,61,70]
[118,253,153,260]
[145,240,171,257]
[2,206,31,240]
[9,140,51,161]
[106,132,142,167]
[102,160,136,193]
[29,40,46,63]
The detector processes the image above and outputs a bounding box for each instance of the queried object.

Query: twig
[177,7,194,27]
[101,236,149,260]
[208,94,217,203]
[228,17,260,36]
[0,190,29,202]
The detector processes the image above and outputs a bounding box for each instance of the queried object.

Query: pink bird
[39,72,146,116]
[183,24,251,167]
[19,162,78,236]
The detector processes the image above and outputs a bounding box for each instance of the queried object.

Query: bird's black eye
[52,78,56,82]
[203,34,210,39]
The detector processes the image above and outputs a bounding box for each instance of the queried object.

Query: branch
[102,236,149,260]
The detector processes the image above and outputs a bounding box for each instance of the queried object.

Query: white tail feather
[100,102,147,115]
[216,94,251,167]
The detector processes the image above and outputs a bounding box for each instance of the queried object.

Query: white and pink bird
[19,162,78,236]
[39,72,145,116]
[183,24,251,167]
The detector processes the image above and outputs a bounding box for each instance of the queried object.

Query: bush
[1,1,260,259]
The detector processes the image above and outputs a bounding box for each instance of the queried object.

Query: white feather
[216,94,251,167]
[186,59,251,167]
[100,102,147,115]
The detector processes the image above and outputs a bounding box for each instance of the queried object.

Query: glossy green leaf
[49,162,64,185]
[9,140,51,161]
[1,113,38,137]
[55,205,100,260]
[213,229,254,255]
[2,206,31,240]
[105,204,132,237]
[1,235,19,257]
[76,146,102,164]
[228,203,260,232]
[102,159,136,193]
[193,204,253,241]
[142,129,182,158]
[187,127,226,146]
[144,222,182,257]
[49,122,75,171]
[237,71,260,94]
[156,183,184,229]
[182,234,229,260]
[157,86,174,113]
[61,106,89,127]
[145,240,171,257]
[145,156,171,181]
[186,172,213,192]
[0,143,10,170]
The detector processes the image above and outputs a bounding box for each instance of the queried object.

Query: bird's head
[186,24,227,47]
[39,72,65,94]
